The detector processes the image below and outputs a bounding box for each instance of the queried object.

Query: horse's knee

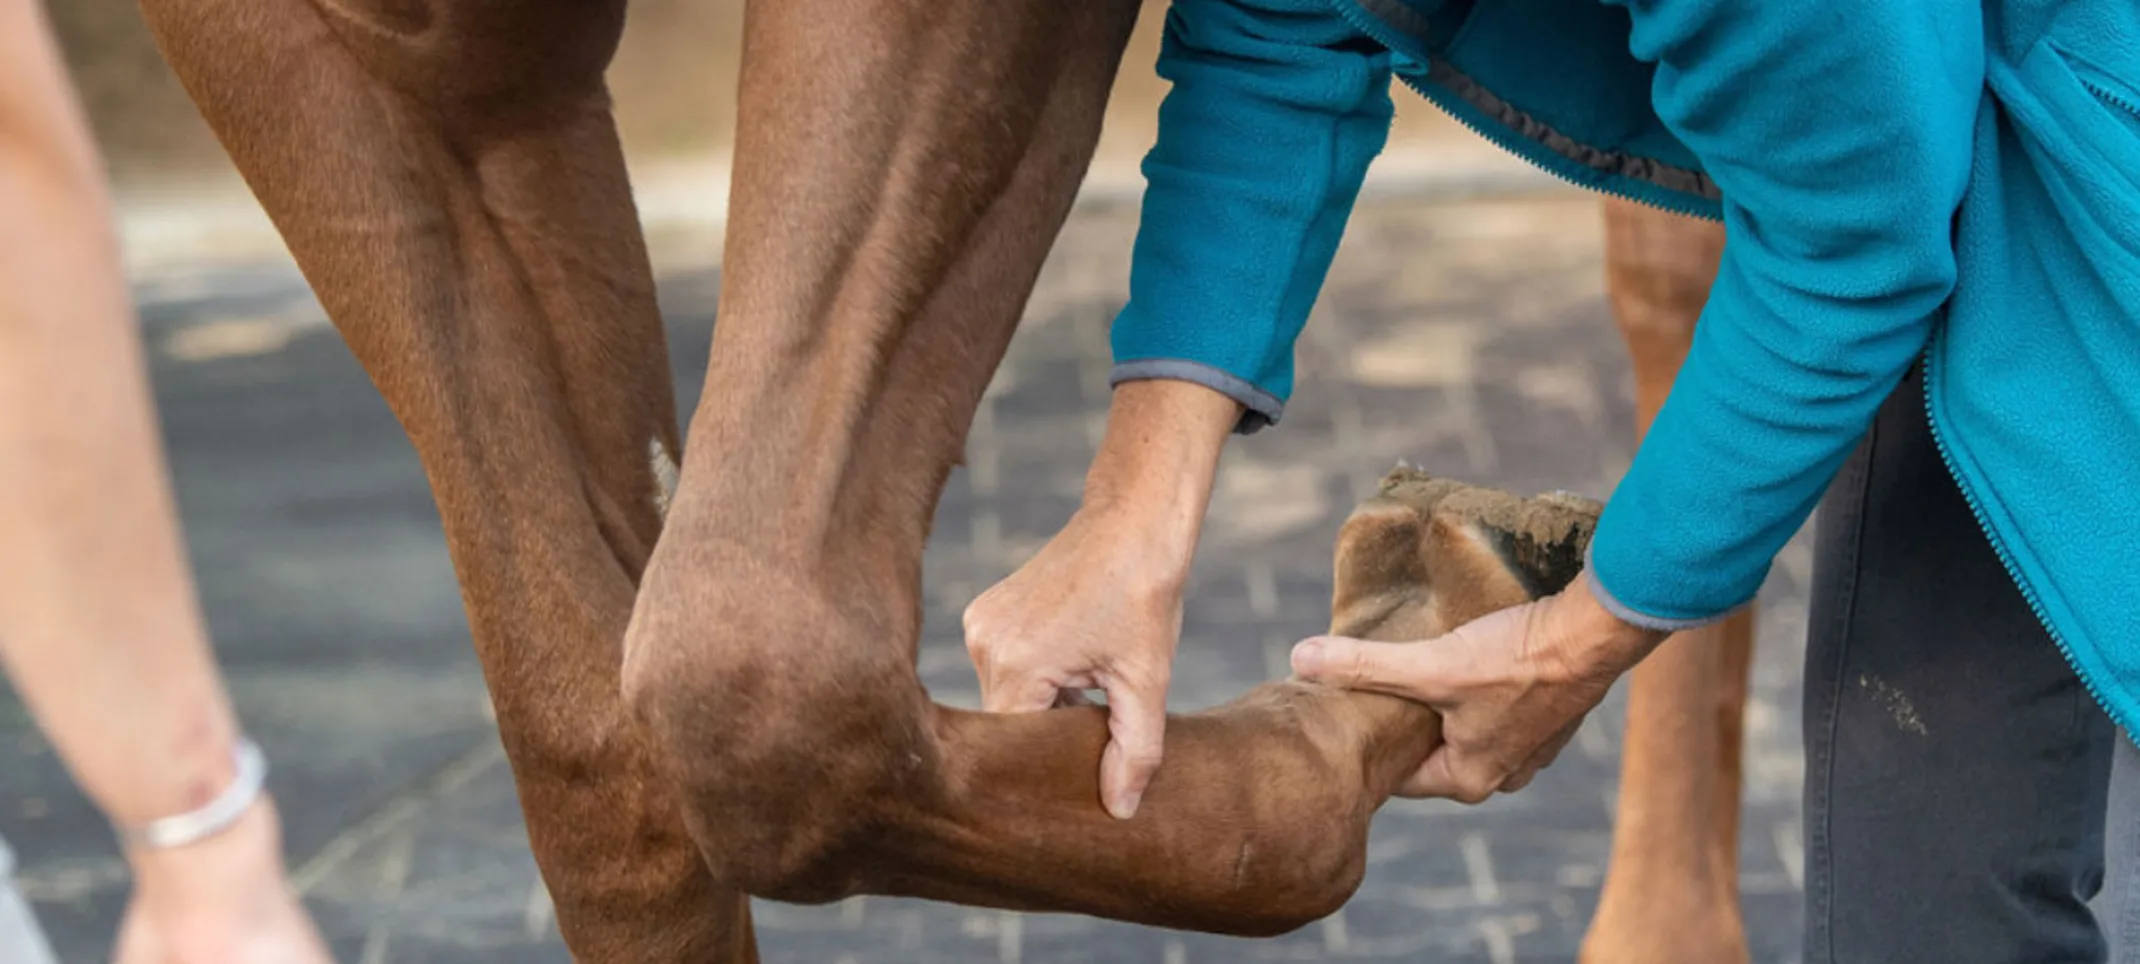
[622,586,932,901]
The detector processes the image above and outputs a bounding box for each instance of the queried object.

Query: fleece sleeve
[1584,0,1984,628]
[1111,0,1397,433]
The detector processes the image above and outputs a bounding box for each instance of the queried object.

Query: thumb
[1397,745,1483,802]
[1290,635,1446,703]
[981,663,1068,715]
[1099,672,1169,819]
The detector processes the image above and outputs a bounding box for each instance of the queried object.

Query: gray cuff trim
[1111,359,1284,435]
[1581,543,1743,634]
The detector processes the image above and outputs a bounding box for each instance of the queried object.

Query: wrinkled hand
[1291,575,1667,803]
[964,506,1189,820]
[112,801,334,964]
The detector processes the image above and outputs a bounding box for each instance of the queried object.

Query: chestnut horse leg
[134,1,748,959]
[618,0,1606,937]
[1580,197,1752,964]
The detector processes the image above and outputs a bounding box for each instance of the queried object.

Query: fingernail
[1290,638,1328,675]
[1108,789,1143,820]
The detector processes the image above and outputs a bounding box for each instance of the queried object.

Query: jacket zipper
[2079,76,2140,122]
[1919,345,2133,735]
[1325,0,1721,224]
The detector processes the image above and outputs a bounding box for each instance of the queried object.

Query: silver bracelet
[113,736,268,851]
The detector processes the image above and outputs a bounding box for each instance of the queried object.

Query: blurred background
[5,3,1816,962]
[55,0,1493,185]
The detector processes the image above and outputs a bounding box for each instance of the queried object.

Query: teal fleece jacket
[1114,0,2140,731]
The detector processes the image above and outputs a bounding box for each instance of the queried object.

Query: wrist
[126,794,285,884]
[1081,379,1241,511]
[1557,572,1671,673]
[1075,379,1242,576]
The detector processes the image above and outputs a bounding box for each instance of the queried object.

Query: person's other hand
[113,801,334,964]
[1291,575,1668,802]
[964,503,1191,820]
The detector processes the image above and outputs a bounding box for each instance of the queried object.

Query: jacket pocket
[2049,42,2140,133]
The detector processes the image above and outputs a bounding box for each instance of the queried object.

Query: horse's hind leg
[1581,197,1751,964]
[134,1,749,959]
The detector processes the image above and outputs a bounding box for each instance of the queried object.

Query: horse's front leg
[623,0,1606,938]
[134,0,748,959]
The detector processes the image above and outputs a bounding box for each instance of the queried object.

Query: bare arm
[0,0,246,840]
[0,5,328,960]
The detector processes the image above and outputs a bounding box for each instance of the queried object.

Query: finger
[981,669,1065,715]
[1289,635,1447,702]
[1398,746,1495,804]
[1098,671,1169,819]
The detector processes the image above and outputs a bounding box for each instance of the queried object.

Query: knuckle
[1107,659,1170,694]
[960,600,991,638]
[1125,745,1166,770]
[1344,646,1376,682]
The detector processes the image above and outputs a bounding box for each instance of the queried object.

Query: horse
[131,0,1745,959]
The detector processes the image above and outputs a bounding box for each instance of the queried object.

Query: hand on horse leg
[888,471,1612,931]
[964,380,1245,819]
[626,470,1603,935]
[1292,576,1666,803]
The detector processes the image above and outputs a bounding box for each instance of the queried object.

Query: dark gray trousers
[1804,361,2117,962]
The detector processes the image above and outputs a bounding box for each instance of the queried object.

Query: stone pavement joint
[291,740,507,894]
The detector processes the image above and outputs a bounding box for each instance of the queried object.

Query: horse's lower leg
[1582,198,1750,964]
[135,1,748,959]
[622,0,1594,935]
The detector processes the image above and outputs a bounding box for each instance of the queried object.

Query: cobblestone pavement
[0,194,1812,963]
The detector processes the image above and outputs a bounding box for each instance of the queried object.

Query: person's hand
[964,503,1191,820]
[111,800,334,964]
[963,378,1241,820]
[1290,574,1669,802]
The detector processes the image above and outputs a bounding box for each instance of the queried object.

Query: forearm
[0,15,246,834]
[1077,379,1243,579]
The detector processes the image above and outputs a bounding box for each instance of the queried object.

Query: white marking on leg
[1163,939,1188,964]
[650,438,681,519]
